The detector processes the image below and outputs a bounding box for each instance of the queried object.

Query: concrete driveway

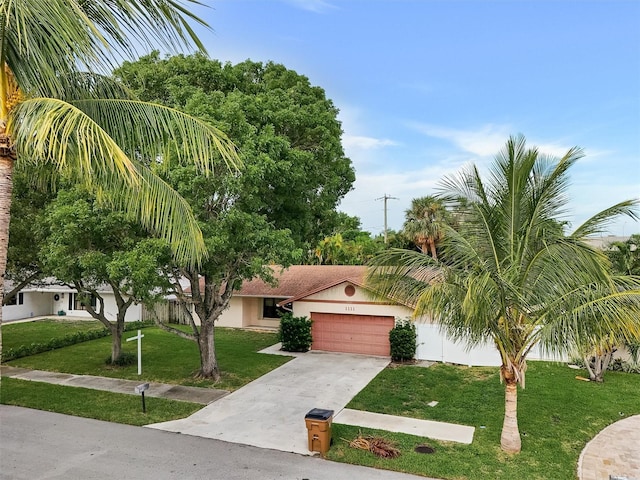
[148,350,389,455]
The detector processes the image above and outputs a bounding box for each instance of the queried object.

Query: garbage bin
[305,408,334,454]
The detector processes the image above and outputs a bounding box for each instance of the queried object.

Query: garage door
[311,313,394,356]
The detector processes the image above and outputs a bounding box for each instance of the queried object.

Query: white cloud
[342,135,398,151]
[283,0,337,13]
[409,123,511,157]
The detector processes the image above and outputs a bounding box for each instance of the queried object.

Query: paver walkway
[577,414,640,480]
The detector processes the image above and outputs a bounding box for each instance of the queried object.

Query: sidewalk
[577,414,640,480]
[0,365,227,404]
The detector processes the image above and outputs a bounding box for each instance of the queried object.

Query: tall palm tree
[367,135,640,453]
[0,1,238,358]
[402,195,449,260]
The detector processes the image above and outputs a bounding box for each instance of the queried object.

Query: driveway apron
[147,351,389,455]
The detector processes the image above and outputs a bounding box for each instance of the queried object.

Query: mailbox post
[135,383,149,413]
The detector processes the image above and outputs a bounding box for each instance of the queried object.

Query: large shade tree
[0,1,238,358]
[115,54,354,379]
[367,135,640,453]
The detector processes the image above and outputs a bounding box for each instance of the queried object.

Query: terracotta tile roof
[237,265,367,298]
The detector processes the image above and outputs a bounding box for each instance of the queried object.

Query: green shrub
[389,319,417,362]
[106,352,137,366]
[1,320,154,362]
[279,313,312,352]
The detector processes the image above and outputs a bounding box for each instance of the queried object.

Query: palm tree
[402,195,449,260]
[0,1,238,358]
[367,135,640,453]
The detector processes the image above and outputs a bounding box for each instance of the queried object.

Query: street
[0,406,432,480]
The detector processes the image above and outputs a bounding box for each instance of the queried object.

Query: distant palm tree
[0,1,238,357]
[368,135,640,453]
[402,196,449,260]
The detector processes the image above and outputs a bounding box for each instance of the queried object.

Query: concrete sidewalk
[0,365,227,404]
[2,350,476,455]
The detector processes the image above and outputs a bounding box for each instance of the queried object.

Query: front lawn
[3,318,107,351]
[329,362,640,480]
[5,325,290,391]
[1,377,202,426]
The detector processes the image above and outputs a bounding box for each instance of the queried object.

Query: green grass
[328,362,640,480]
[0,377,201,425]
[6,325,290,391]
[3,318,107,351]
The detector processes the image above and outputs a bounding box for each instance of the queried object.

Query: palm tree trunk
[428,238,438,261]
[0,146,15,363]
[501,380,521,453]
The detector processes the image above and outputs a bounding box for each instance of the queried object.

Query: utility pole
[376,194,398,244]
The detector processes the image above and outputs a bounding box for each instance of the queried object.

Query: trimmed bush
[278,313,312,352]
[105,352,137,366]
[389,319,417,362]
[1,320,153,362]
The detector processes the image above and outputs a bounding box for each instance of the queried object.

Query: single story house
[187,265,562,366]
[6,267,564,366]
[2,281,142,323]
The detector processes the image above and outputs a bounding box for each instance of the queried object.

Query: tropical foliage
[0,0,238,360]
[367,135,640,453]
[402,195,450,259]
[115,54,353,379]
[40,187,173,363]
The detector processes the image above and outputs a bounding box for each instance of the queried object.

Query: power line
[375,194,398,244]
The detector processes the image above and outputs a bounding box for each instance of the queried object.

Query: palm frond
[79,0,210,55]
[70,98,239,173]
[96,161,208,266]
[2,0,108,97]
[571,199,639,239]
[9,97,138,182]
[2,0,208,100]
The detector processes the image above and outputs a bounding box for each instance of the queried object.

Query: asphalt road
[0,406,433,480]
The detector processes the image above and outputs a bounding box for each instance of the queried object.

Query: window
[262,298,288,319]
[5,292,23,306]
[69,293,97,311]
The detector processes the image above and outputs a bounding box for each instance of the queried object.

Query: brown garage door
[311,313,394,356]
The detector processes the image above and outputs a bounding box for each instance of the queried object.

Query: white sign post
[126,329,145,375]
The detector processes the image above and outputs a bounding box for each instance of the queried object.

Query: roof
[239,265,367,299]
[188,265,366,297]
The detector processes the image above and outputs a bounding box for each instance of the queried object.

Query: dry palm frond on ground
[345,434,401,458]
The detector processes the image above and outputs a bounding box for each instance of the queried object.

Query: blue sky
[188,0,639,237]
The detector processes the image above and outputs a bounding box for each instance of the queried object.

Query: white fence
[415,324,567,366]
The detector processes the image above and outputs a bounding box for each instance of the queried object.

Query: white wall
[415,324,568,366]
[3,292,52,321]
[5,290,143,322]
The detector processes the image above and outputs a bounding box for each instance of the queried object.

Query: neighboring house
[2,280,142,323]
[583,235,629,250]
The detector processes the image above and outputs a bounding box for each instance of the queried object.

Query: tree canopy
[0,0,239,360]
[115,52,355,248]
[367,135,640,453]
[115,54,354,379]
[40,187,172,362]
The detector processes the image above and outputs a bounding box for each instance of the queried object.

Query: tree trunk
[0,149,15,363]
[197,320,220,381]
[109,312,127,364]
[500,380,521,453]
[586,351,613,383]
[428,238,438,261]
